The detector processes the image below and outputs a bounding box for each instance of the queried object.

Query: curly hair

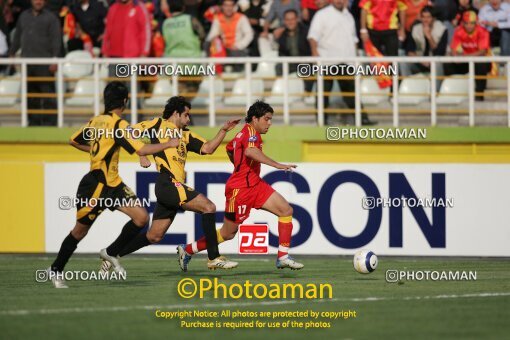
[162,96,191,119]
[245,101,273,123]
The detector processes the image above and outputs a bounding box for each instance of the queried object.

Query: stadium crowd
[3,0,510,125]
[4,0,509,59]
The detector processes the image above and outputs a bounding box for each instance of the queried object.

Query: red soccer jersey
[451,25,490,55]
[226,124,263,188]
[359,0,407,31]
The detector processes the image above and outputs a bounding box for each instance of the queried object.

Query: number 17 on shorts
[238,224,269,254]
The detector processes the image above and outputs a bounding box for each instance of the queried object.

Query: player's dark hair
[103,81,128,113]
[162,96,191,119]
[220,0,236,5]
[245,101,273,123]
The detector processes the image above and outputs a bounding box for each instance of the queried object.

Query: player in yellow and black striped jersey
[113,96,241,270]
[132,116,206,184]
[47,82,179,288]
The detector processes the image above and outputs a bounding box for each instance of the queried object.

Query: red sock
[277,216,293,259]
[185,236,207,255]
[185,230,225,255]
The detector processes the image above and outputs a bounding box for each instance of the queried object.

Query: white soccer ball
[353,250,378,274]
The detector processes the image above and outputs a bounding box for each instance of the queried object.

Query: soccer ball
[353,250,378,274]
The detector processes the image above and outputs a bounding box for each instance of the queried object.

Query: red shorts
[225,180,275,224]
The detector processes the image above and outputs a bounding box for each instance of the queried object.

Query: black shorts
[153,172,200,220]
[76,172,138,225]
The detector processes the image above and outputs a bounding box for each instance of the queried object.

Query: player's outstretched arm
[136,138,179,156]
[245,147,297,171]
[201,119,241,155]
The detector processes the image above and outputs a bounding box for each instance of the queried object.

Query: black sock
[202,213,220,260]
[106,220,143,257]
[118,232,151,257]
[51,232,80,272]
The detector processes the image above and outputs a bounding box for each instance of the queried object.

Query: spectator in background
[276,9,312,90]
[102,0,150,121]
[261,0,301,39]
[359,0,407,57]
[478,0,510,50]
[301,0,318,26]
[309,0,374,125]
[206,0,253,72]
[9,0,61,126]
[406,6,448,73]
[240,0,266,59]
[442,0,476,45]
[162,0,204,59]
[71,0,107,47]
[277,9,310,63]
[162,0,204,95]
[102,0,150,59]
[446,10,491,101]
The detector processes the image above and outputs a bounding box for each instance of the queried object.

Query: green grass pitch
[1,255,509,340]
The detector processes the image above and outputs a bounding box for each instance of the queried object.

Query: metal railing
[1,56,509,128]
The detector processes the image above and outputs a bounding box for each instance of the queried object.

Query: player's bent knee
[221,224,238,240]
[72,230,88,240]
[133,213,149,227]
[281,205,293,217]
[202,201,216,214]
[223,231,236,241]
[146,231,164,244]
[71,224,90,240]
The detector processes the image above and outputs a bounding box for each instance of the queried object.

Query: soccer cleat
[207,256,238,270]
[47,268,68,288]
[99,248,126,275]
[177,244,193,272]
[276,256,304,270]
[99,259,112,275]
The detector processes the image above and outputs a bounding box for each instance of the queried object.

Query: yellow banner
[0,162,44,252]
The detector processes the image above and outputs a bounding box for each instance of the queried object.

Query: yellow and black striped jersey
[71,112,144,187]
[134,118,206,183]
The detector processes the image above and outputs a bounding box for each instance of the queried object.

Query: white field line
[1,292,509,316]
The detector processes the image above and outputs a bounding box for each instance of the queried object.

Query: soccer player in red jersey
[178,101,304,270]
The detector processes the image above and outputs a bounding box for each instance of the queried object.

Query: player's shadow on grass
[156,270,303,278]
